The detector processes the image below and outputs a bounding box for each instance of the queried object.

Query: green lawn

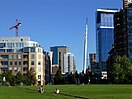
[0,84,132,99]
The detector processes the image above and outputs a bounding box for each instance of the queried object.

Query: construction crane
[9,19,21,37]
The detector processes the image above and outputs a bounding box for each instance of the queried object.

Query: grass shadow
[56,92,92,99]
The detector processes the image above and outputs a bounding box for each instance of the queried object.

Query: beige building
[0,36,45,85]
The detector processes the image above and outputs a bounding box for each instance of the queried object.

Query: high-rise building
[123,0,132,8]
[96,9,118,74]
[107,3,132,81]
[44,51,53,85]
[108,3,132,68]
[50,46,76,74]
[64,53,76,74]
[0,36,45,85]
[89,53,100,79]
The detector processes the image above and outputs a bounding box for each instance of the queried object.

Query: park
[0,84,132,99]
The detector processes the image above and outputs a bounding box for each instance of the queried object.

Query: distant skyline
[0,0,122,72]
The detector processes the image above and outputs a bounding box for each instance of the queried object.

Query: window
[31,67,35,71]
[1,61,8,66]
[18,43,21,47]
[38,67,41,72]
[1,55,8,59]
[128,9,132,14]
[14,54,17,59]
[14,67,17,72]
[31,54,35,59]
[38,75,41,79]
[38,55,41,59]
[23,68,28,72]
[38,48,41,52]
[18,54,21,59]
[31,61,34,65]
[38,61,41,65]
[0,43,5,48]
[16,43,18,47]
[14,61,17,65]
[23,61,28,66]
[0,49,4,52]
[9,67,12,71]
[18,61,21,65]
[33,43,35,47]
[18,67,21,72]
[31,48,35,52]
[22,43,24,47]
[10,61,12,65]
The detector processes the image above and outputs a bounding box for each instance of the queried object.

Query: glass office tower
[125,5,132,62]
[96,9,118,73]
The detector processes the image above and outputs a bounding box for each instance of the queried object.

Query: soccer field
[0,84,132,99]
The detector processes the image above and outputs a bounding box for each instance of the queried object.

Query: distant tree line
[0,69,36,86]
[53,56,132,85]
[53,68,90,85]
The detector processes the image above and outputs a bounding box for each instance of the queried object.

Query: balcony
[0,55,8,60]
[0,61,8,67]
[23,55,28,60]
[23,61,28,67]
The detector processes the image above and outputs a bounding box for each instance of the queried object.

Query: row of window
[0,48,42,53]
[101,13,114,27]
[127,9,132,14]
[0,54,42,59]
[31,61,41,65]
[30,54,42,59]
[0,42,40,48]
[8,67,42,72]
[0,49,23,52]
[1,67,27,72]
[9,67,21,72]
[0,61,42,66]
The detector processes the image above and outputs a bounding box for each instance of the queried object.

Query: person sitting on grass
[54,88,60,94]
[38,85,44,93]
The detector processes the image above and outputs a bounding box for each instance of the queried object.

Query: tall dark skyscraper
[123,0,132,8]
[96,9,118,73]
[107,2,132,80]
[108,3,132,63]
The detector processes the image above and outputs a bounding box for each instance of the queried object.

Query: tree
[0,74,2,84]
[16,72,23,84]
[24,68,37,85]
[4,71,16,86]
[111,55,132,84]
[68,72,76,84]
[54,68,64,84]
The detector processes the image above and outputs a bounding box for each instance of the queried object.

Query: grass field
[0,84,132,99]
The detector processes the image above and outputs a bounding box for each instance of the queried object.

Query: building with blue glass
[96,9,118,76]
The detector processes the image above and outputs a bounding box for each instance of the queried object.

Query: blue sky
[0,0,122,72]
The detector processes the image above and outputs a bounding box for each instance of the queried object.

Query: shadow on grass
[58,92,92,99]
[16,86,37,93]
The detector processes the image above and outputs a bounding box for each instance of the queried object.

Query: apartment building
[0,36,45,85]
